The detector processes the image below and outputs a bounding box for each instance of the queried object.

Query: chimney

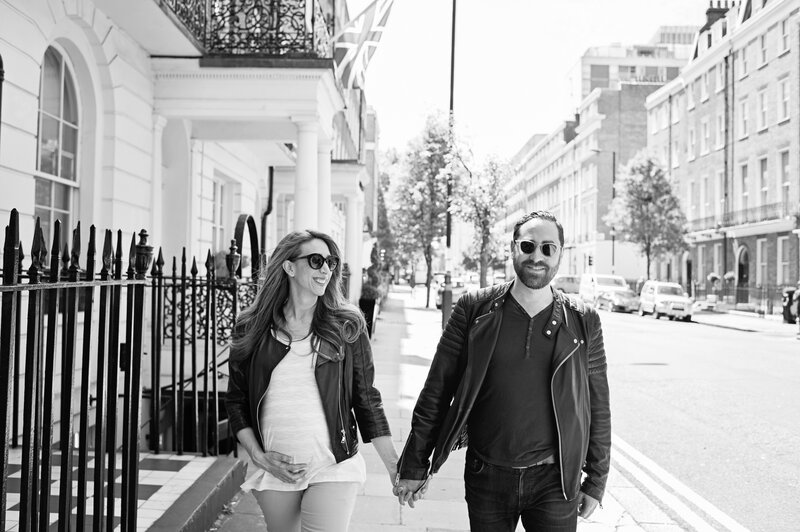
[705,0,729,28]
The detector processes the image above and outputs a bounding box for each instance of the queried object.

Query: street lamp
[441,0,457,328]
[609,226,616,274]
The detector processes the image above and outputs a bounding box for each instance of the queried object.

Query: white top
[240,335,365,492]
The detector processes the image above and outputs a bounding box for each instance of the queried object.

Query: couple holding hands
[226,211,611,532]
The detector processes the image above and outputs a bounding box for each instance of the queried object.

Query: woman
[226,230,398,532]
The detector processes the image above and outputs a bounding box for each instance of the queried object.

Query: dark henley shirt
[467,295,557,468]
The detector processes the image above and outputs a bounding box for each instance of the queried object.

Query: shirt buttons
[546,330,551,335]
[552,320,557,325]
[573,339,578,344]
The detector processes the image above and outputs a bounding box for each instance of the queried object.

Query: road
[601,309,800,531]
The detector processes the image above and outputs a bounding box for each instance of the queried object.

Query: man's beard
[513,256,560,289]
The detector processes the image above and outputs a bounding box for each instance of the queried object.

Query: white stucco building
[0,0,378,301]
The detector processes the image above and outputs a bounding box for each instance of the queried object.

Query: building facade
[0,0,379,301]
[646,0,800,309]
[567,26,696,103]
[505,83,661,283]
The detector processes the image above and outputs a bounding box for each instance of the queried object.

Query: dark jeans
[464,450,578,532]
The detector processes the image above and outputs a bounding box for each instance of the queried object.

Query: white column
[317,138,333,233]
[293,119,319,230]
[151,115,168,246]
[345,193,362,303]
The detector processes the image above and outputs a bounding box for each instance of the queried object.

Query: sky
[347,0,707,161]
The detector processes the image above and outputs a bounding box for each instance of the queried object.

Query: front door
[736,247,750,303]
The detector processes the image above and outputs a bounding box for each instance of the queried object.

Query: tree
[604,151,687,279]
[375,150,398,278]
[450,155,510,287]
[390,113,453,307]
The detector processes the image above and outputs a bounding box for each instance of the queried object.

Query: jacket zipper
[551,340,581,500]
[337,359,350,454]
[255,386,269,450]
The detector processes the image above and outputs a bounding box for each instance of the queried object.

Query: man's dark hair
[512,210,564,246]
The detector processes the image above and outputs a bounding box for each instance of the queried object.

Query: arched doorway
[736,246,750,303]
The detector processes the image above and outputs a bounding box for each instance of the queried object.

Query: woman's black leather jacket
[226,329,391,463]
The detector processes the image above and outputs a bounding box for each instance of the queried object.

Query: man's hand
[250,449,308,484]
[577,492,600,519]
[392,478,428,508]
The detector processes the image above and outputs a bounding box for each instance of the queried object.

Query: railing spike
[205,250,213,272]
[191,257,198,277]
[70,222,81,273]
[86,225,96,273]
[101,229,113,275]
[17,241,25,275]
[51,219,62,261]
[61,242,69,277]
[156,248,165,273]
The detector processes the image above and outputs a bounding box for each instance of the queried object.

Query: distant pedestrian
[394,210,611,531]
[226,230,399,532]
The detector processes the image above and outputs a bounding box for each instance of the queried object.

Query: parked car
[579,273,629,305]
[638,280,693,321]
[596,288,639,313]
[551,274,581,295]
[435,277,468,309]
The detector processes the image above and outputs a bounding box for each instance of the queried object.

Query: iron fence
[0,210,151,532]
[693,283,788,314]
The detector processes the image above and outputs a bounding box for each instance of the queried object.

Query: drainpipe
[259,166,274,269]
[0,54,4,157]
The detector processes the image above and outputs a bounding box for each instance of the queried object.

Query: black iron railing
[0,210,152,532]
[687,202,796,232]
[162,0,333,57]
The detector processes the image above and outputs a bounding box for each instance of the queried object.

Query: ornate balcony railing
[162,0,333,57]
[687,202,796,232]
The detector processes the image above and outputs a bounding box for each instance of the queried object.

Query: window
[36,46,78,248]
[671,97,680,124]
[702,174,711,216]
[756,238,767,286]
[760,34,768,66]
[781,20,789,53]
[739,98,749,138]
[211,179,228,252]
[660,105,668,130]
[672,140,680,168]
[689,180,697,217]
[739,46,748,78]
[780,150,790,208]
[687,82,695,109]
[757,89,768,130]
[741,163,749,210]
[716,63,725,93]
[779,78,790,121]
[716,111,725,149]
[688,127,696,160]
[701,71,710,101]
[716,169,725,217]
[714,243,722,277]
[759,157,768,205]
[777,236,790,285]
[701,118,710,154]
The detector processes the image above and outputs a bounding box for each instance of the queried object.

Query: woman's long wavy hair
[231,230,366,361]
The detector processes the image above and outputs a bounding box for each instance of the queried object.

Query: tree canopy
[603,151,687,279]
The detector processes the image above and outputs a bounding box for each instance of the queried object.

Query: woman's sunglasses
[293,253,340,271]
[514,240,559,257]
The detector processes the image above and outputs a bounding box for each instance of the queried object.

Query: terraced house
[0,0,387,529]
[646,0,800,311]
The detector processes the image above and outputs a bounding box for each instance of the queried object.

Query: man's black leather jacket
[226,330,391,463]
[397,282,611,502]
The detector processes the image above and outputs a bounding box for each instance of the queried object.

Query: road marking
[613,434,750,532]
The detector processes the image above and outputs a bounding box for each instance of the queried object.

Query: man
[394,211,611,531]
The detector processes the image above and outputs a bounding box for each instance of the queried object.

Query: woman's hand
[250,449,308,484]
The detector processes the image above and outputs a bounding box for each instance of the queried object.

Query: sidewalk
[212,285,687,532]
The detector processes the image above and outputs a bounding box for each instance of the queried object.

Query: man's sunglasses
[293,253,340,271]
[514,240,560,257]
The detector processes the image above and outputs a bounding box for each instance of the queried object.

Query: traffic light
[588,255,594,266]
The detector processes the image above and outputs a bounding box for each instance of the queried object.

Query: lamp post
[441,0,457,328]
[609,226,616,274]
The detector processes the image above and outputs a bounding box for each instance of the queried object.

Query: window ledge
[738,134,749,141]
[777,117,790,126]
[778,48,790,58]
[757,126,768,134]
[757,61,768,70]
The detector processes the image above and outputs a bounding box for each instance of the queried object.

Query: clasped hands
[392,476,429,508]
[250,448,309,483]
